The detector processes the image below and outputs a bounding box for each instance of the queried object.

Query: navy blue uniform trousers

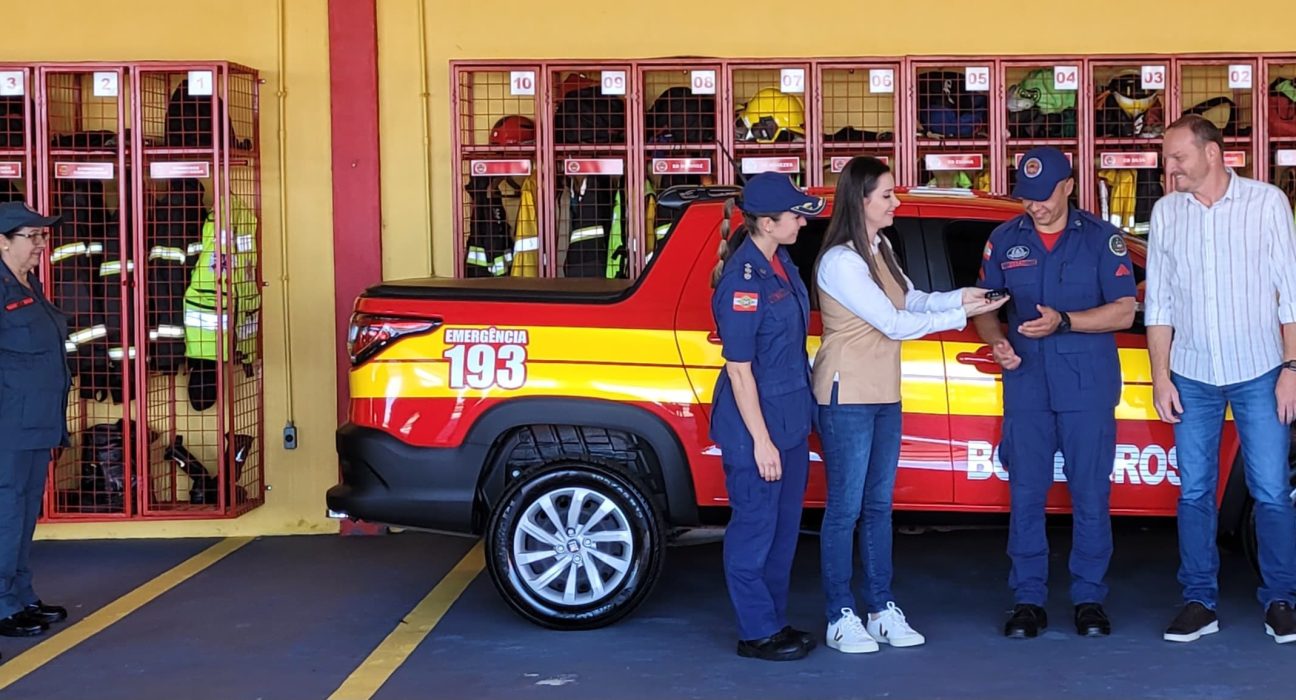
[1003,409,1115,606]
[722,440,809,641]
[0,449,49,618]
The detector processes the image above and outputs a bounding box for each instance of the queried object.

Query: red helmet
[489,115,536,146]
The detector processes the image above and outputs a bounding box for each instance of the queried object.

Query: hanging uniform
[463,177,512,277]
[563,175,615,278]
[51,183,113,401]
[604,190,626,279]
[505,175,539,278]
[146,179,205,374]
[1097,169,1136,234]
[183,197,260,410]
[97,231,137,403]
[979,207,1137,608]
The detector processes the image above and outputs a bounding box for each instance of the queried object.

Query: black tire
[485,461,664,630]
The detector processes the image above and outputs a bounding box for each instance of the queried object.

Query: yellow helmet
[735,88,805,143]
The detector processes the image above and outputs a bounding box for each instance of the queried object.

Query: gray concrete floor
[2,520,1289,700]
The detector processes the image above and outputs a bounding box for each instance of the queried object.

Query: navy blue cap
[1012,146,1072,202]
[739,172,825,217]
[0,201,61,235]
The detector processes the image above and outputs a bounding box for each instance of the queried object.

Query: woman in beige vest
[814,157,1006,653]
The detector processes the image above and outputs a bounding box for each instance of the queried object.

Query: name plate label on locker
[964,67,990,91]
[565,158,623,176]
[1099,152,1158,169]
[830,155,889,173]
[653,158,711,175]
[0,162,21,179]
[1053,66,1079,91]
[150,161,212,179]
[1223,151,1246,168]
[471,159,532,177]
[1140,65,1166,90]
[1014,152,1073,168]
[741,156,800,175]
[1228,64,1253,90]
[925,153,983,171]
[1276,150,1296,167]
[54,162,115,179]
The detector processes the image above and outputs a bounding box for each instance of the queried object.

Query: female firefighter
[812,156,1005,653]
[708,172,821,661]
[0,201,72,643]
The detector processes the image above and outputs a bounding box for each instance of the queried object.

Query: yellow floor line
[327,540,485,700]
[0,536,253,690]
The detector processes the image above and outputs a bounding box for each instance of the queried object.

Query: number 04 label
[442,327,530,390]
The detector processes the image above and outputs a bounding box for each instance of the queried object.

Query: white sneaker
[867,602,926,648]
[826,608,880,653]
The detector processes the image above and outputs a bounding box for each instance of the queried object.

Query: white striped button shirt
[1144,171,1296,386]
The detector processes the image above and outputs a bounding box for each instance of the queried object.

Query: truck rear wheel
[485,461,664,630]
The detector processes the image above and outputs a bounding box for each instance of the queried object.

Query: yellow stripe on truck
[351,360,697,404]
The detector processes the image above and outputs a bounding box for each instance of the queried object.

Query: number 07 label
[442,327,529,390]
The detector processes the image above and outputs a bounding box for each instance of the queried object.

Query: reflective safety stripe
[236,234,254,253]
[149,325,186,340]
[236,313,259,340]
[570,226,605,243]
[87,242,104,255]
[99,260,135,276]
[149,246,188,263]
[107,346,138,361]
[50,242,88,262]
[488,256,508,277]
[187,242,204,256]
[465,246,489,267]
[513,236,540,253]
[184,308,227,330]
[65,341,77,353]
[655,224,670,239]
[69,325,108,344]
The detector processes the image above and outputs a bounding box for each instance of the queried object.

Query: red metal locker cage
[638,62,721,272]
[450,63,545,280]
[35,64,138,519]
[814,60,902,190]
[546,64,635,281]
[1262,56,1296,211]
[130,62,264,518]
[728,61,813,187]
[0,65,35,207]
[906,58,998,192]
[999,58,1087,209]
[1087,56,1174,238]
[1175,56,1261,188]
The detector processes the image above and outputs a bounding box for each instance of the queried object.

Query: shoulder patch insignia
[743,262,752,280]
[1109,234,1128,257]
[732,291,759,312]
[1006,245,1030,261]
[982,241,993,260]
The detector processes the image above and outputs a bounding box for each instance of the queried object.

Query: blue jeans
[818,384,901,621]
[1172,366,1296,609]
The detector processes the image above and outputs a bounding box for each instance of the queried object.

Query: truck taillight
[347,313,441,365]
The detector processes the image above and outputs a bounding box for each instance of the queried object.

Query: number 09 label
[442,327,529,390]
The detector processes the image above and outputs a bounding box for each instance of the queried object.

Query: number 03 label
[442,327,530,390]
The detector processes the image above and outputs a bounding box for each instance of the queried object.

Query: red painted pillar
[328,0,385,535]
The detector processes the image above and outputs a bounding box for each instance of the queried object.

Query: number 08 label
[442,327,529,390]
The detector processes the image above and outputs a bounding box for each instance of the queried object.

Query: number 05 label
[442,327,530,390]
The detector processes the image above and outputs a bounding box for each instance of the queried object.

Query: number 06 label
[442,327,529,390]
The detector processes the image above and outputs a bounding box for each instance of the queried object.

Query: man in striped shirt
[1146,114,1296,645]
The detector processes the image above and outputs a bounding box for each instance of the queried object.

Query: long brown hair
[710,198,777,288]
[815,156,906,291]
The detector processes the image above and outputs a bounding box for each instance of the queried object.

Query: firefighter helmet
[489,115,536,146]
[735,88,805,143]
[1107,72,1158,118]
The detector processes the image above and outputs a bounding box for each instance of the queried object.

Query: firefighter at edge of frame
[708,172,822,662]
[973,146,1137,641]
[0,201,74,647]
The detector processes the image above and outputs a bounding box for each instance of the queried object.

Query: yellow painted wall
[379,0,1296,279]
[6,0,339,539]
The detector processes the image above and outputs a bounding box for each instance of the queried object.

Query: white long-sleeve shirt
[816,242,967,340]
[1144,171,1296,386]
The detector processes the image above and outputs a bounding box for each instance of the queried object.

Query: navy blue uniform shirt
[0,260,71,449]
[709,236,814,453]
[978,208,1138,413]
